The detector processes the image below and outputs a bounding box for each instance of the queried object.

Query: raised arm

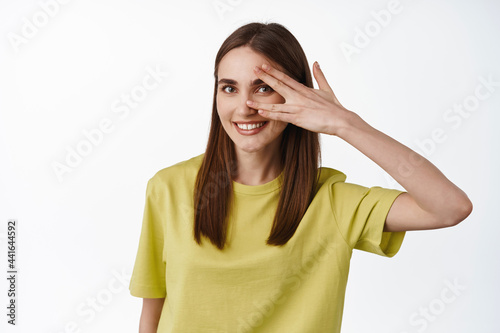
[335,111,472,232]
[247,61,472,232]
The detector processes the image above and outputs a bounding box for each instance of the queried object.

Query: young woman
[129,22,472,333]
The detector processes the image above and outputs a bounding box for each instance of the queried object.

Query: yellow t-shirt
[129,153,405,332]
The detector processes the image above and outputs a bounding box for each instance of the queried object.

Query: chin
[235,144,265,153]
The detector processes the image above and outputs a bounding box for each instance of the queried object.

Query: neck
[233,144,282,186]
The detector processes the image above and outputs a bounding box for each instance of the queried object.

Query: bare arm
[336,111,473,231]
[139,298,165,333]
[247,62,473,232]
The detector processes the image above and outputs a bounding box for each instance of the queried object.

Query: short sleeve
[330,181,405,257]
[129,177,167,298]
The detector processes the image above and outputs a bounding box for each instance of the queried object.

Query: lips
[235,121,267,130]
[233,121,269,135]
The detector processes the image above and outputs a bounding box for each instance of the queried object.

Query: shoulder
[317,166,347,188]
[316,166,381,198]
[148,153,205,188]
[315,166,404,222]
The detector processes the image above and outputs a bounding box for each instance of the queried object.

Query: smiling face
[216,46,288,157]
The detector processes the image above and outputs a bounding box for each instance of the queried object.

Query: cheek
[216,100,227,119]
[268,120,288,135]
[270,92,286,104]
[274,120,288,134]
[254,94,285,104]
[216,97,233,118]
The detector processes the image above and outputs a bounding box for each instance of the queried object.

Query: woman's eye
[222,85,235,93]
[258,85,273,93]
[220,85,273,94]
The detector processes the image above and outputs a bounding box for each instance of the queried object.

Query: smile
[235,122,266,130]
[233,121,269,135]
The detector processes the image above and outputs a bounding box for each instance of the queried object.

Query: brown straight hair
[193,22,322,250]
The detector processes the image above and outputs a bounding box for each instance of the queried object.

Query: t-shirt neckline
[232,170,283,195]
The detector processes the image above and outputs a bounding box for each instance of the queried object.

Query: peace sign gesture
[246,62,351,136]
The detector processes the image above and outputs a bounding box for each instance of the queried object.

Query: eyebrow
[217,78,265,86]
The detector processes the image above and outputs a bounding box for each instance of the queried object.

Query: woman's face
[216,46,288,156]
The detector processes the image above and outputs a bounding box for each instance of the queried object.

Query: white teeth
[236,122,265,130]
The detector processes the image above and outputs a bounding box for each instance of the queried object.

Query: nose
[236,91,258,117]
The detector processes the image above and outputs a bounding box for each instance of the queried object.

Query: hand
[247,62,351,136]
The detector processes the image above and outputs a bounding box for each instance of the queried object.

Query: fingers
[246,100,289,113]
[254,64,310,98]
[313,61,340,105]
[313,62,333,92]
[256,108,293,123]
[246,100,298,123]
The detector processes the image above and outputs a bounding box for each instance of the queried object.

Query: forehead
[218,46,282,78]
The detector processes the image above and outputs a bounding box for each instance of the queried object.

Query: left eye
[258,85,273,93]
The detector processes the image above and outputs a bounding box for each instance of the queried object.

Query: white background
[0,0,499,332]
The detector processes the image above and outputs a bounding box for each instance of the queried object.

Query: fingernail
[315,61,320,69]
[246,100,253,106]
[262,64,270,71]
[254,66,261,73]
